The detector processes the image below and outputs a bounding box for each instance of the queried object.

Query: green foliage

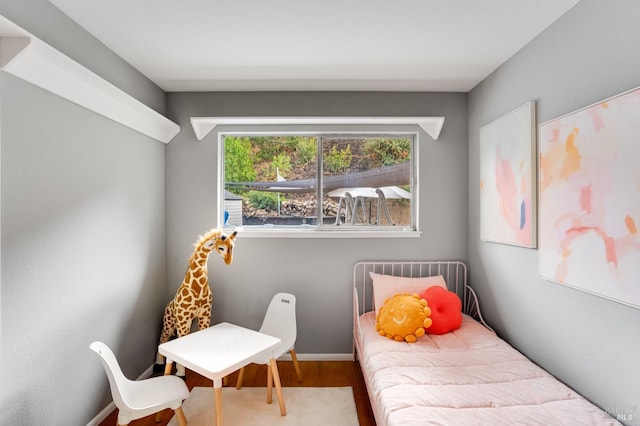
[224,137,256,184]
[282,136,313,150]
[252,137,282,162]
[270,153,292,178]
[363,138,411,167]
[295,139,317,166]
[250,136,316,163]
[247,190,281,210]
[324,144,352,173]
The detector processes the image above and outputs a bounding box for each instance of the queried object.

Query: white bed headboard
[353,260,492,330]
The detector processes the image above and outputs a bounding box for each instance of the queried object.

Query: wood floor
[98,360,376,426]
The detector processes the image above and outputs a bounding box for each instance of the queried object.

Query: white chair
[90,341,189,426]
[236,292,303,394]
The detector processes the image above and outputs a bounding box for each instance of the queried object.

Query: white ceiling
[48,0,579,93]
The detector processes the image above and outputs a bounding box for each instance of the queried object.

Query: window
[221,132,417,235]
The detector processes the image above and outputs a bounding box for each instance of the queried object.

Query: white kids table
[158,322,286,426]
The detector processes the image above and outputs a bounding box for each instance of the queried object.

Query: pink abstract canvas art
[480,102,536,248]
[539,87,640,308]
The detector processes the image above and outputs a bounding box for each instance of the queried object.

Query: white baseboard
[86,402,115,426]
[139,364,154,379]
[279,353,353,361]
[87,354,353,425]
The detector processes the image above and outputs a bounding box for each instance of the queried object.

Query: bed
[352,260,620,426]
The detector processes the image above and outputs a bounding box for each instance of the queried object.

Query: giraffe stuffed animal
[155,228,238,376]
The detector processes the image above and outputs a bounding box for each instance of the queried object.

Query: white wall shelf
[0,15,180,144]
[190,116,445,141]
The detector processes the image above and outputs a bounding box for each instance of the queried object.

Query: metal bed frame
[353,260,492,346]
[351,261,618,426]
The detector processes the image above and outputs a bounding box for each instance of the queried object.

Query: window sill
[225,227,422,239]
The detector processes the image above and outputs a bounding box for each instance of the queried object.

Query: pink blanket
[355,312,620,426]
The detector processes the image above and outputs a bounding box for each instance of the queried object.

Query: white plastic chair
[90,341,189,426]
[236,292,303,392]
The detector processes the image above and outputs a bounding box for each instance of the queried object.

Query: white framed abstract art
[480,101,537,248]
[539,87,640,309]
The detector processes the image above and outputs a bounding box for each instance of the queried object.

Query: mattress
[355,312,620,426]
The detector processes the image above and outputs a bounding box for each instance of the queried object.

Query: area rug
[168,386,359,426]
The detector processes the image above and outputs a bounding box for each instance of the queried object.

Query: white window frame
[219,130,420,238]
[203,117,446,239]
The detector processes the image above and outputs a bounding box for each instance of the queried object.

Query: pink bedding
[355,312,620,426]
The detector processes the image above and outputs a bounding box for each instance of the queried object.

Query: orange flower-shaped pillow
[420,286,462,335]
[375,293,433,343]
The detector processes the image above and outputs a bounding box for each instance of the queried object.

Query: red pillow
[420,286,462,335]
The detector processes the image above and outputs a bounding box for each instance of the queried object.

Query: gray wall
[0,1,168,424]
[468,0,640,420]
[165,92,469,354]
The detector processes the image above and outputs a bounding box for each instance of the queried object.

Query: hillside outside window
[221,133,417,235]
